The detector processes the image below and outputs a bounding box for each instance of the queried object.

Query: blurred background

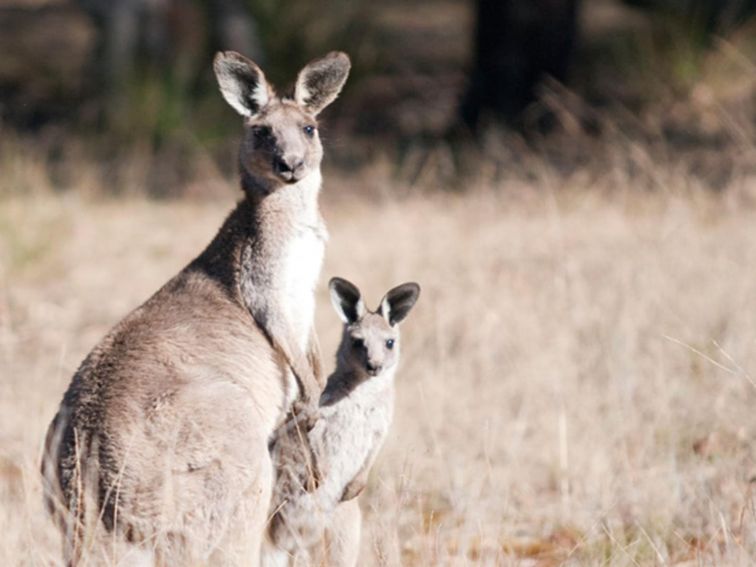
[0,0,754,196]
[3,1,756,565]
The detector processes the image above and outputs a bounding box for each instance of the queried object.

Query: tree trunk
[459,0,579,133]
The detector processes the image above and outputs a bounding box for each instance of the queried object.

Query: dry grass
[2,168,756,565]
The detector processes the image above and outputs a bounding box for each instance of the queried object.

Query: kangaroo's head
[329,277,420,378]
[214,51,350,195]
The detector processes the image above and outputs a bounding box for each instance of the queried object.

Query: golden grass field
[2,164,756,565]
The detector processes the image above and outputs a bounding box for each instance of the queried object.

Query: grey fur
[264,278,420,566]
[41,51,350,566]
[215,51,271,117]
[294,51,351,115]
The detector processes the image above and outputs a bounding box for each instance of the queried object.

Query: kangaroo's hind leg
[209,440,274,566]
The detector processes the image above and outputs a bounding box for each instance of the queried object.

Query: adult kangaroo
[41,51,350,566]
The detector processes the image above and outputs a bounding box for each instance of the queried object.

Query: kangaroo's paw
[291,399,320,431]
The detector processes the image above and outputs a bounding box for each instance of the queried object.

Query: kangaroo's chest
[311,392,394,498]
[281,224,325,350]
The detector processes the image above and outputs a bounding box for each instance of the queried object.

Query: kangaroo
[40,51,350,566]
[263,277,421,567]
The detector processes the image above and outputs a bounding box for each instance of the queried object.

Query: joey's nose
[366,362,382,376]
[274,156,304,180]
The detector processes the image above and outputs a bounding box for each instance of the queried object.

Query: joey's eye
[303,125,315,137]
[385,339,395,350]
[352,338,364,350]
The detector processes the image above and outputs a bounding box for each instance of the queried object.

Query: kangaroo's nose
[366,362,382,376]
[274,156,304,180]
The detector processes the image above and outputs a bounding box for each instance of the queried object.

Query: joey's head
[213,51,350,195]
[329,277,420,378]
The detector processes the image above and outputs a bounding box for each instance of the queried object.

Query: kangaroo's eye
[303,125,316,137]
[251,125,271,139]
[352,338,364,350]
[385,339,395,350]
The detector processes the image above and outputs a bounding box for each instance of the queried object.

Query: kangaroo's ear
[329,277,365,324]
[379,283,420,326]
[214,51,272,117]
[294,51,351,116]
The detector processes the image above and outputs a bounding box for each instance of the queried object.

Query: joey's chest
[303,398,392,499]
[316,395,393,464]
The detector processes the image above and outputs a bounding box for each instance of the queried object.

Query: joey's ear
[294,51,351,115]
[379,283,420,326]
[329,277,365,324]
[214,51,272,117]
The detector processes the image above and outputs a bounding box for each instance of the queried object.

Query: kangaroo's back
[43,249,285,562]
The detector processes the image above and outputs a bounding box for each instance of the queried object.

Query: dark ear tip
[214,51,239,63]
[329,276,358,293]
[323,51,351,70]
[213,51,238,74]
[400,282,421,300]
[214,51,260,73]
